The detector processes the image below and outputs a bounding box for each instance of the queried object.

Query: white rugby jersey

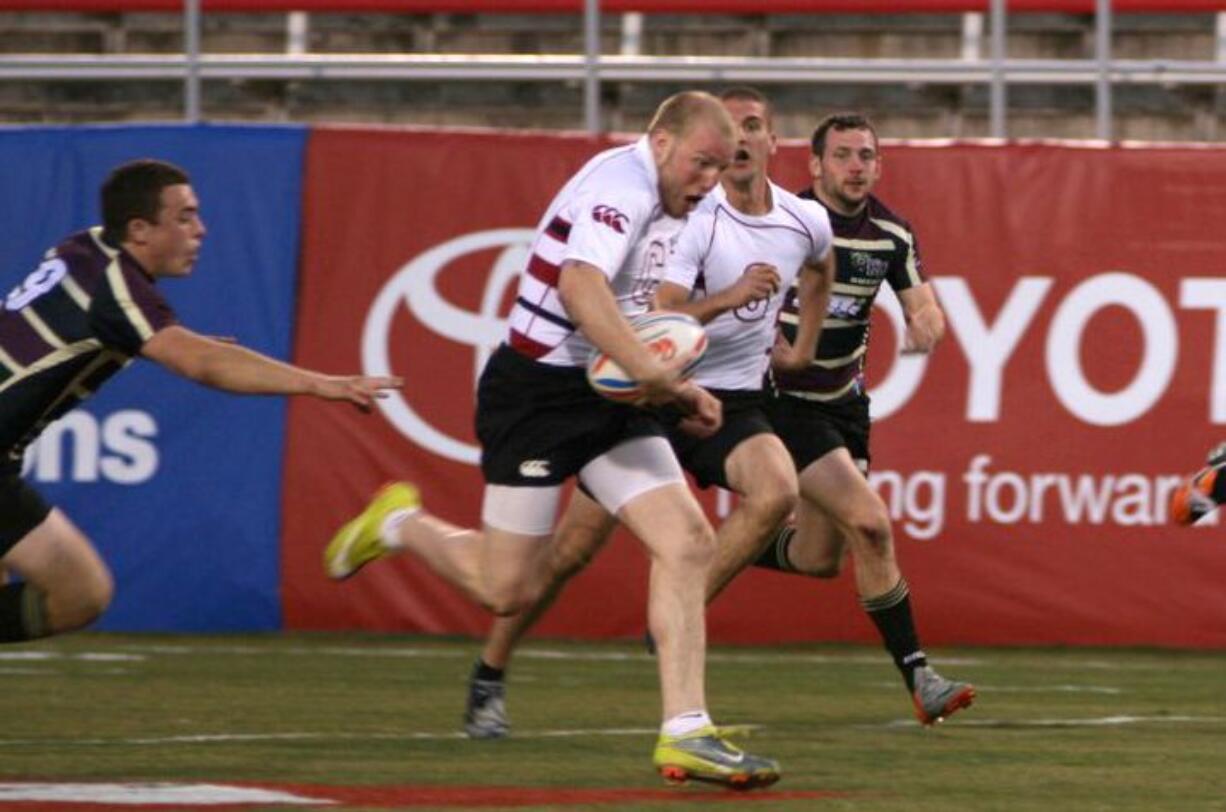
[507,136,686,367]
[664,181,833,390]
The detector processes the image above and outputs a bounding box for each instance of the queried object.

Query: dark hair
[810,113,879,158]
[100,159,191,246]
[718,85,773,125]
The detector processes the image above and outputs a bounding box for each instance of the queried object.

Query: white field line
[868,715,1226,729]
[87,643,981,669]
[32,642,1223,674]
[0,651,145,662]
[872,681,1125,695]
[103,643,1226,672]
[0,726,669,748]
[0,782,330,806]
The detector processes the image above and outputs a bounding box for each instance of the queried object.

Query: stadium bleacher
[0,2,1225,140]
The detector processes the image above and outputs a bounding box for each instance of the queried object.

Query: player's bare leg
[464,490,617,738]
[619,481,781,788]
[703,433,799,600]
[325,481,563,615]
[1,510,113,641]
[617,482,713,721]
[794,448,898,596]
[760,448,975,724]
[481,490,616,669]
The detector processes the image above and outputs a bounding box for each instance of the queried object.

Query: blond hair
[647,91,736,142]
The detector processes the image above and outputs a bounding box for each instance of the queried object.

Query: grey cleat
[912,665,976,725]
[464,677,510,739]
[653,725,781,790]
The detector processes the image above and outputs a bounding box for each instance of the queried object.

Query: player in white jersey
[323,91,781,789]
[656,89,835,599]
[460,86,838,743]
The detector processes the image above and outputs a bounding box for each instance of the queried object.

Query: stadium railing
[4,0,1226,138]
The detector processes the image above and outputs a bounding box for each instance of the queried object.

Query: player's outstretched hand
[316,375,404,412]
[673,382,723,438]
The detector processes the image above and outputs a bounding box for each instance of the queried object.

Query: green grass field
[2,633,1225,810]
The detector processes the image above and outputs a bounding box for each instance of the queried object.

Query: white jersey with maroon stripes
[663,181,833,391]
[506,136,686,368]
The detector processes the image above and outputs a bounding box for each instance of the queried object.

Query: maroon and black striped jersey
[773,190,925,404]
[0,227,177,465]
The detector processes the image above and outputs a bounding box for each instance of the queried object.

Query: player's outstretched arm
[141,325,402,410]
[898,282,945,355]
[772,250,834,372]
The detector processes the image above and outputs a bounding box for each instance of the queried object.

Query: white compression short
[480,435,685,535]
[481,484,561,537]
[579,435,685,516]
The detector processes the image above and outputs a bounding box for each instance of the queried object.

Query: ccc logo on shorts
[518,459,551,478]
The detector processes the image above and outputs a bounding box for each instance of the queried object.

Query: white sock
[661,710,712,737]
[379,508,417,549]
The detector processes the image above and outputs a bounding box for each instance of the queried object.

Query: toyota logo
[362,228,535,464]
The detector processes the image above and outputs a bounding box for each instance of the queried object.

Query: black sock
[1211,469,1226,504]
[473,658,505,683]
[0,583,49,643]
[753,525,797,572]
[862,578,926,692]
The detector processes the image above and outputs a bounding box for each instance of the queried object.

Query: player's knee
[487,600,524,618]
[801,551,845,579]
[664,515,717,570]
[785,534,846,578]
[849,506,893,558]
[484,588,532,618]
[811,558,845,578]
[50,564,114,633]
[740,482,796,526]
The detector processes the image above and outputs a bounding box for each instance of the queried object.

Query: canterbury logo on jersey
[591,205,629,234]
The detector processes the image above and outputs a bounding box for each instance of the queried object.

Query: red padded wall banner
[282,127,1226,648]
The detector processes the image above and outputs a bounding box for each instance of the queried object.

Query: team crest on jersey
[849,251,890,281]
[629,238,668,306]
[591,205,629,234]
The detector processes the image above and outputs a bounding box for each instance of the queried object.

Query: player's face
[722,97,776,185]
[138,184,207,278]
[655,120,734,217]
[812,127,881,215]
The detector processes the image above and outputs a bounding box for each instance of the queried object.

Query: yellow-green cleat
[652,725,780,790]
[323,482,420,580]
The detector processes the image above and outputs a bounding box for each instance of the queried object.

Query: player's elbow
[556,262,596,317]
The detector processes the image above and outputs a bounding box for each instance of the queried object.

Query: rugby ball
[586,311,708,403]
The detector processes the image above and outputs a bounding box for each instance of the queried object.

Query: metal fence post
[989,0,1007,138]
[583,0,601,133]
[184,0,201,122]
[1096,0,1113,140]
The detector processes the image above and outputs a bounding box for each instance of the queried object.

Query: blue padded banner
[0,124,307,631]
